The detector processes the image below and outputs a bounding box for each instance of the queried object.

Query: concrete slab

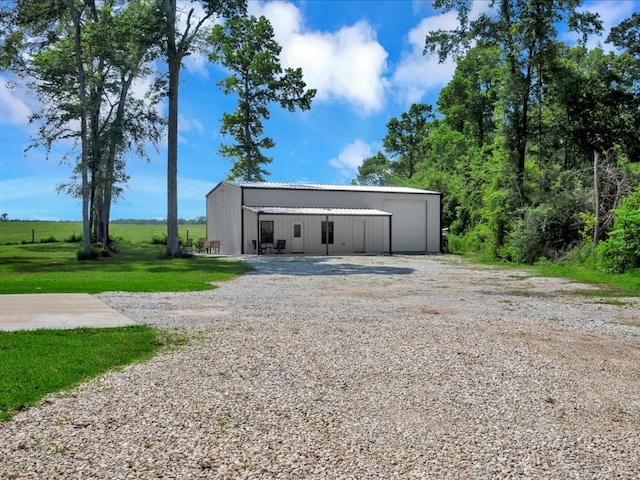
[0,293,137,331]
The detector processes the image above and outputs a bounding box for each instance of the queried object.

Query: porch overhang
[242,206,392,217]
[242,206,393,255]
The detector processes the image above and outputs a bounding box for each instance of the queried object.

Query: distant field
[0,222,206,245]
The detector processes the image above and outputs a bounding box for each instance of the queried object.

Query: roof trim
[227,181,439,195]
[242,206,392,216]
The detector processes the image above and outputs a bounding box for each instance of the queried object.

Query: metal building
[205,182,442,255]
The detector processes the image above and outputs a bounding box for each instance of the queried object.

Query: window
[293,224,302,238]
[260,221,274,244]
[321,221,334,244]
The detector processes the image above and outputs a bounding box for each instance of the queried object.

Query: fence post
[32,229,35,243]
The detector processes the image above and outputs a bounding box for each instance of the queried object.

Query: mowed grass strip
[0,221,205,245]
[0,326,167,421]
[0,243,253,294]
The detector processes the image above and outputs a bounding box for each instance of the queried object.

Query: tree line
[0,0,314,258]
[354,0,640,273]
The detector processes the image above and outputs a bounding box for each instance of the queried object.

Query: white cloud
[329,139,373,180]
[179,115,204,134]
[565,1,636,51]
[175,0,224,77]
[392,12,458,105]
[392,1,496,105]
[0,76,31,126]
[251,1,389,116]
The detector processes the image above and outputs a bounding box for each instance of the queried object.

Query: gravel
[1,254,639,479]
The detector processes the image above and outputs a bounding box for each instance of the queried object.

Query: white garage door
[383,200,426,252]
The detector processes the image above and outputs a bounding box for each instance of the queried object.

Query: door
[353,220,365,253]
[291,222,304,253]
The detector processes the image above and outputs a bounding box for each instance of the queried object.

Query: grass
[0,242,253,294]
[466,253,640,297]
[0,227,252,421]
[530,263,640,296]
[0,325,177,422]
[0,221,205,245]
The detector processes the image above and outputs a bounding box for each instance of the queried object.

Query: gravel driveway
[1,254,639,479]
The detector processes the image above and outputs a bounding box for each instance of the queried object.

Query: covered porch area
[241,206,393,256]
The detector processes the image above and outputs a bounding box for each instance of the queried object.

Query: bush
[40,235,57,243]
[76,247,100,261]
[151,233,168,245]
[502,192,585,265]
[446,224,494,255]
[65,233,82,243]
[596,189,640,273]
[75,242,112,260]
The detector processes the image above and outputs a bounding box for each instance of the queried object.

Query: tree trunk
[68,0,91,258]
[593,150,600,245]
[166,55,181,257]
[162,0,181,258]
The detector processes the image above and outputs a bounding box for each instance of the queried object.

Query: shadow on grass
[0,243,254,294]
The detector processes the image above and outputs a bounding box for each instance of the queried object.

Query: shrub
[76,247,100,261]
[596,189,640,273]
[40,235,57,243]
[151,233,168,245]
[65,233,82,243]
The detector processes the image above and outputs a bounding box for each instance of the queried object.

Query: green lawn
[0,236,251,421]
[528,262,640,296]
[466,253,640,296]
[0,326,174,421]
[0,242,252,294]
[0,221,205,245]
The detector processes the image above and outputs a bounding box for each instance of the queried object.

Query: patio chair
[274,239,286,254]
[210,240,221,253]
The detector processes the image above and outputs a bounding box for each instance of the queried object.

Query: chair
[196,238,206,253]
[210,240,221,253]
[274,239,286,254]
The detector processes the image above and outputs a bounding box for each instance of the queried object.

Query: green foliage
[65,232,82,243]
[354,151,392,186]
[383,103,434,180]
[596,188,640,273]
[208,15,315,182]
[39,234,57,244]
[0,326,161,421]
[151,232,168,245]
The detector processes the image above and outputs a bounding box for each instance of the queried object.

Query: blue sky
[0,0,637,221]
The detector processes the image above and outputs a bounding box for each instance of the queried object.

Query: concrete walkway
[0,294,137,331]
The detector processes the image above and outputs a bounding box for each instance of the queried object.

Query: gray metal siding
[207,183,242,254]
[207,183,441,255]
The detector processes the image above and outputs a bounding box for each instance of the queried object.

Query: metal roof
[228,181,439,195]
[242,206,392,216]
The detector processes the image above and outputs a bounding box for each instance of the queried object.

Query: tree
[159,0,246,257]
[425,0,602,207]
[354,151,392,186]
[1,0,164,255]
[556,47,639,243]
[208,15,315,181]
[382,103,434,180]
[437,45,500,147]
